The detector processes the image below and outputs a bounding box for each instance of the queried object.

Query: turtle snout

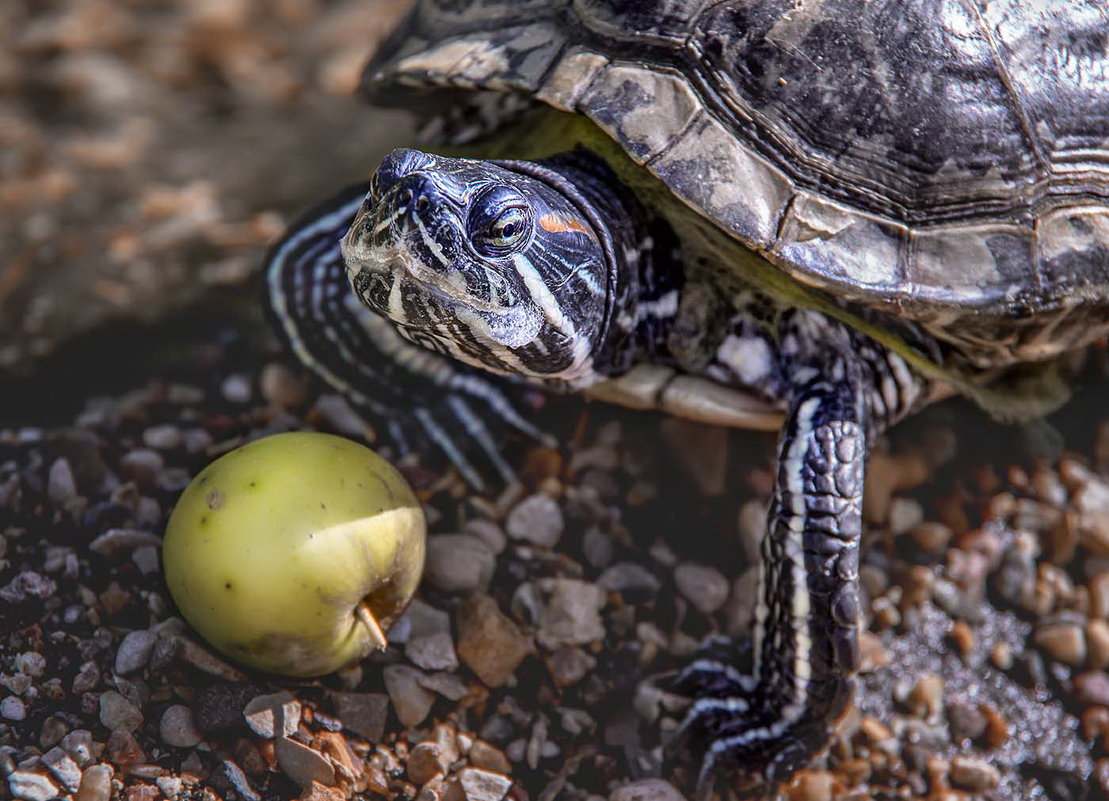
[373,148,435,199]
[389,173,437,222]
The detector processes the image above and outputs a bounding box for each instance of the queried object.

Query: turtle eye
[471,196,531,256]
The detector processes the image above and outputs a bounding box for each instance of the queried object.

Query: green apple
[163,432,426,677]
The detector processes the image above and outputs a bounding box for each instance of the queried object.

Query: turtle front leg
[672,312,926,794]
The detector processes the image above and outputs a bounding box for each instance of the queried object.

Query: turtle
[263,0,1109,793]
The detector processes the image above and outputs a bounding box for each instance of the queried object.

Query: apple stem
[356,602,389,651]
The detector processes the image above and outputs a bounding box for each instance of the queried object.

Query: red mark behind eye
[539,213,592,237]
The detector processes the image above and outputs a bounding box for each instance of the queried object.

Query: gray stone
[383,664,436,728]
[332,692,389,742]
[610,779,688,801]
[75,763,112,801]
[458,766,513,801]
[47,458,78,505]
[98,690,142,732]
[114,629,157,675]
[598,563,661,596]
[674,563,730,615]
[142,424,182,450]
[464,518,507,554]
[42,747,82,792]
[220,760,262,801]
[160,704,203,747]
[8,771,59,801]
[1,695,26,720]
[505,494,564,548]
[61,729,98,767]
[536,579,606,650]
[72,660,100,694]
[243,691,301,738]
[406,631,459,672]
[88,528,161,557]
[424,534,496,592]
[131,545,160,575]
[274,737,335,789]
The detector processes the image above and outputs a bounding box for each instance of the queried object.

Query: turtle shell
[363,0,1109,367]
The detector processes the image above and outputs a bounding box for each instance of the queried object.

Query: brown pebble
[838,758,870,788]
[76,764,112,801]
[456,593,533,688]
[1083,706,1109,740]
[468,740,511,775]
[859,716,892,744]
[1035,621,1087,666]
[1097,758,1109,793]
[980,704,1010,748]
[948,756,1000,792]
[1089,619,1109,670]
[908,521,952,554]
[908,674,944,719]
[300,781,346,801]
[106,729,146,765]
[947,621,974,656]
[407,742,450,785]
[901,565,934,608]
[1077,671,1109,706]
[786,770,834,801]
[1091,572,1109,619]
[260,362,311,409]
[990,642,1013,671]
[125,785,160,801]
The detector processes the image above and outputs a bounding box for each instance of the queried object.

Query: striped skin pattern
[265,146,930,792]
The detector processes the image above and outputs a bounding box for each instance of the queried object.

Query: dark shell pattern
[364,0,1109,367]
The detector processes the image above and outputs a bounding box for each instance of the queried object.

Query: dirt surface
[2,3,1109,801]
[0,0,414,376]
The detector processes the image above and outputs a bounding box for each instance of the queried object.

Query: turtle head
[342,148,616,386]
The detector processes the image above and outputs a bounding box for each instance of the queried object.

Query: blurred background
[1,0,415,418]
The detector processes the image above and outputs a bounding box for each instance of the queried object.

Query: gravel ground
[3,2,1109,801]
[1,335,1108,801]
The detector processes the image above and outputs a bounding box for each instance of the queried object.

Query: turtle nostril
[398,188,413,207]
[414,195,430,212]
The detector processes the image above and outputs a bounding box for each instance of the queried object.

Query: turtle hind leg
[263,183,547,489]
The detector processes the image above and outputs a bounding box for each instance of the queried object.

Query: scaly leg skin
[671,312,925,797]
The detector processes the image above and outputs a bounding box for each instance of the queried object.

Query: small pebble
[609,778,686,801]
[457,766,513,801]
[219,760,262,801]
[1035,621,1087,666]
[2,695,26,720]
[674,563,730,615]
[598,563,662,597]
[88,528,162,557]
[505,493,564,548]
[457,593,533,688]
[274,737,335,789]
[383,665,436,728]
[159,705,202,747]
[332,692,389,742]
[243,691,301,738]
[424,534,496,592]
[42,747,83,792]
[75,764,112,801]
[47,458,78,504]
[106,728,146,765]
[143,424,182,450]
[114,630,157,675]
[406,631,459,672]
[1090,619,1109,669]
[8,771,60,801]
[39,716,68,749]
[948,756,1000,792]
[221,374,253,403]
[61,730,98,767]
[99,691,142,732]
[193,682,257,732]
[1076,671,1109,706]
[260,362,311,409]
[946,702,987,742]
[536,579,606,649]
